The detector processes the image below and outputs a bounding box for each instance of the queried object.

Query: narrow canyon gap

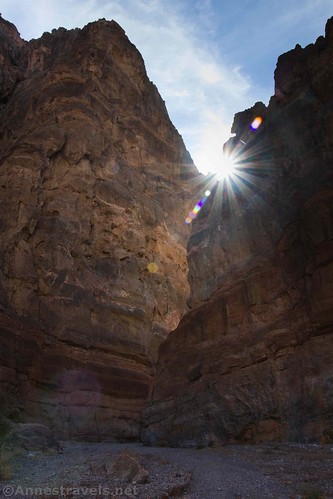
[0,14,332,446]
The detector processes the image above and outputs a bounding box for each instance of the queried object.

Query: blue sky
[2,0,332,174]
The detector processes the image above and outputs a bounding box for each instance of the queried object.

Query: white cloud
[190,109,233,175]
[6,0,331,175]
[2,0,257,174]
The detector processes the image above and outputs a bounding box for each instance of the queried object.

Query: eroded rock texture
[0,16,26,105]
[142,18,333,446]
[0,15,197,440]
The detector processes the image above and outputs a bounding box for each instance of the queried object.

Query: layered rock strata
[142,18,333,446]
[0,15,197,440]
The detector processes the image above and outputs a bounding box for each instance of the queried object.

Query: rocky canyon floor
[1,441,333,498]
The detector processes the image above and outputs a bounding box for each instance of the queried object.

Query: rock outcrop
[142,18,333,446]
[0,15,198,440]
[0,16,27,105]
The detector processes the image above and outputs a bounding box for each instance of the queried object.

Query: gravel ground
[0,441,333,498]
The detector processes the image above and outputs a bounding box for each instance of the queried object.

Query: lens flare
[147,262,159,273]
[185,125,272,232]
[250,116,262,130]
[185,190,212,224]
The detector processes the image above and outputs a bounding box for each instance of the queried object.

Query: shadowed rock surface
[142,18,333,447]
[1,12,333,449]
[0,15,198,440]
[0,16,27,105]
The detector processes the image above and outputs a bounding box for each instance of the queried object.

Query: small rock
[90,462,106,475]
[106,449,149,485]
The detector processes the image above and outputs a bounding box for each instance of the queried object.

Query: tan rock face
[142,18,333,446]
[0,17,198,439]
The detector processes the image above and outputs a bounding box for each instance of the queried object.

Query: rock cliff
[0,15,198,440]
[142,18,333,446]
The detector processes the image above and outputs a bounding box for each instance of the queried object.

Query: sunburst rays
[184,115,278,226]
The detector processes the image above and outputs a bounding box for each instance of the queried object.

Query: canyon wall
[0,15,198,440]
[142,18,333,446]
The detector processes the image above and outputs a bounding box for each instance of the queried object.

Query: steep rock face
[142,18,333,446]
[0,15,27,104]
[0,17,197,440]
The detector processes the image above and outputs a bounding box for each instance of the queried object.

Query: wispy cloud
[1,0,258,173]
[1,0,332,175]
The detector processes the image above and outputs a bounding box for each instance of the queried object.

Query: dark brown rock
[106,448,149,484]
[1,423,62,453]
[142,17,333,447]
[0,17,199,440]
[0,14,27,104]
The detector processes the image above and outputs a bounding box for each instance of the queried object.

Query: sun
[215,153,237,181]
